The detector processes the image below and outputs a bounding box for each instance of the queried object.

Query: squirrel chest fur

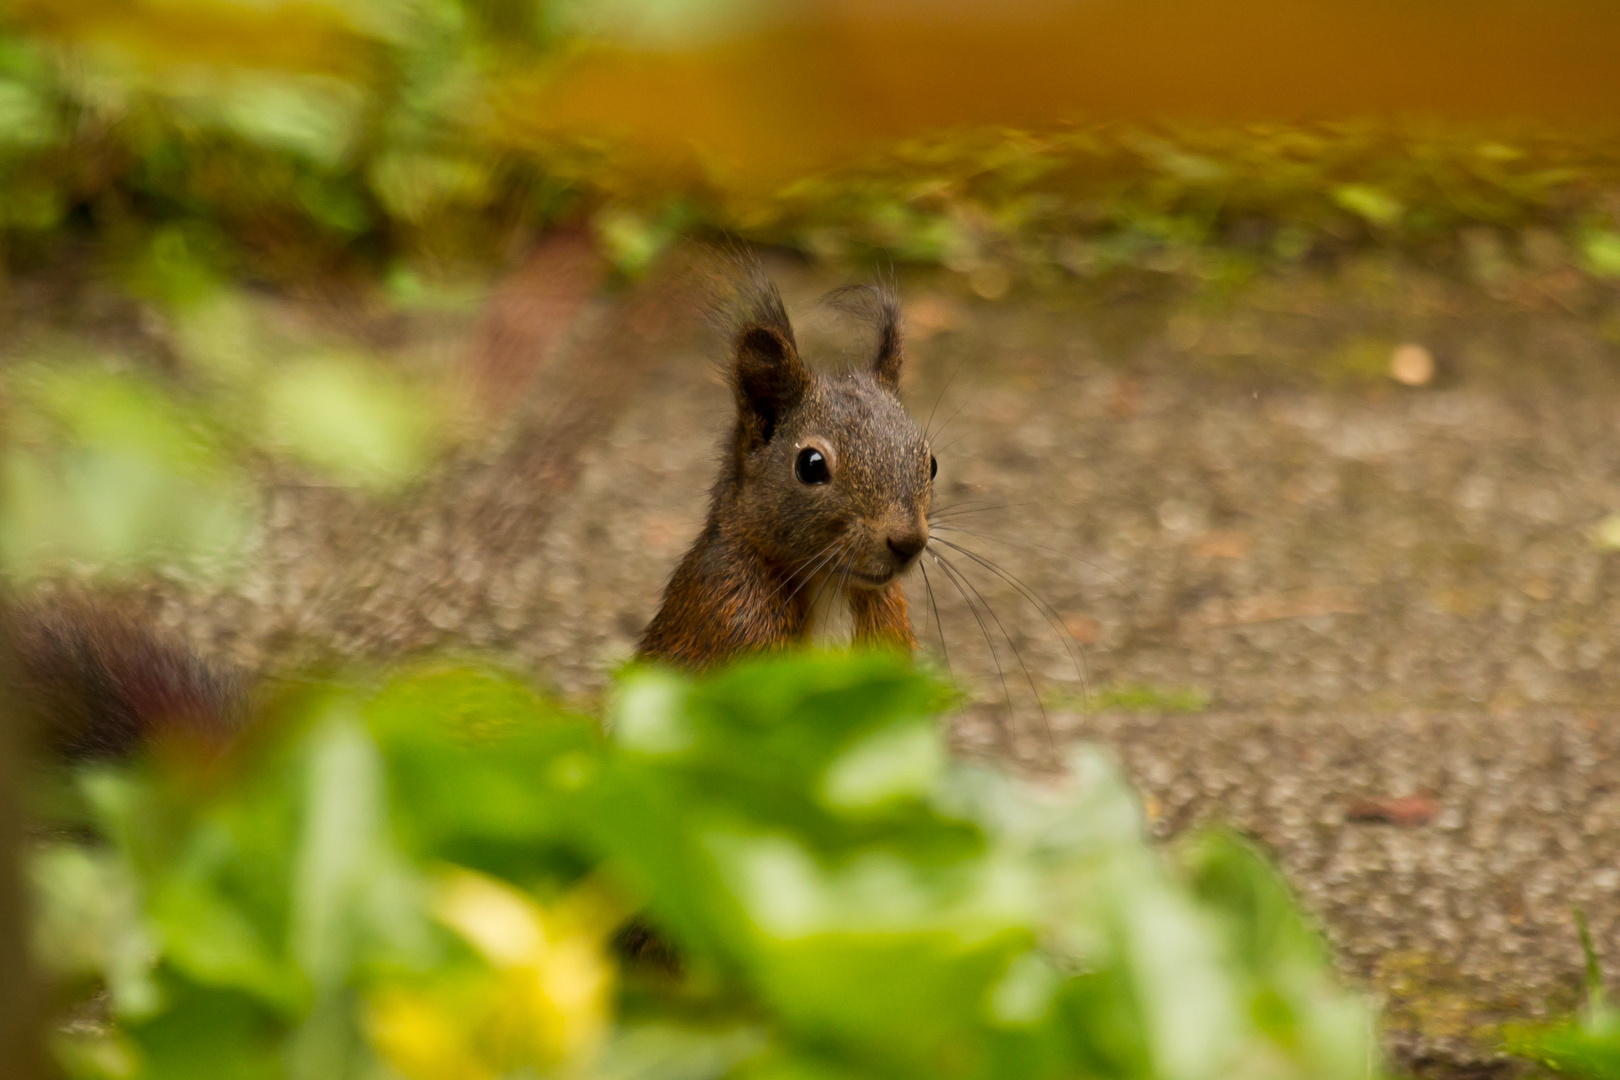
[638,276,934,669]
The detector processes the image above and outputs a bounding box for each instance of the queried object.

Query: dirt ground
[31,244,1620,1076]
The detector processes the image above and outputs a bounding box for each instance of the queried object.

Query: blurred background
[6,1,1620,1077]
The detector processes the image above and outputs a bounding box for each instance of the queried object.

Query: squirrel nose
[887,528,928,563]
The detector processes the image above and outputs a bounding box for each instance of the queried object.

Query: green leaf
[30,845,163,1020]
[126,981,284,1080]
[1582,230,1620,278]
[151,875,296,1009]
[290,705,388,990]
[1332,184,1403,228]
[369,152,491,222]
[210,76,364,169]
[259,353,439,489]
[0,367,252,578]
[0,77,59,147]
[817,721,942,814]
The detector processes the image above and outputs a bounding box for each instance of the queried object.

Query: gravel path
[72,250,1620,1075]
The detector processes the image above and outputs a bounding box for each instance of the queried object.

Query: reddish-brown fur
[4,597,248,760]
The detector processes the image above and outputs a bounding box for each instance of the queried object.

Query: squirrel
[638,273,933,667]
[3,268,933,754]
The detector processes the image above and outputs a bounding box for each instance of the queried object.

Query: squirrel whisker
[927,521,1130,592]
[927,502,1031,521]
[927,547,1054,755]
[798,552,848,615]
[781,533,854,606]
[927,535,1090,705]
[928,399,971,446]
[917,561,955,687]
[924,549,1020,753]
[923,358,968,442]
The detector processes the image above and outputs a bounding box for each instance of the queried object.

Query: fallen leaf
[1346,795,1438,826]
[1193,530,1252,559]
[1061,612,1101,643]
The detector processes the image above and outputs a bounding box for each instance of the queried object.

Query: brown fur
[639,271,931,669]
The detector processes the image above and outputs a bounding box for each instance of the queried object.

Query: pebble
[1390,343,1436,386]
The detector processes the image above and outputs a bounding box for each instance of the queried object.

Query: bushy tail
[4,598,249,760]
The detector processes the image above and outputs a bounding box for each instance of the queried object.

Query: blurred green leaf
[370,152,491,223]
[209,76,363,168]
[31,844,162,1019]
[1508,1008,1620,1080]
[26,650,1383,1080]
[290,706,388,990]
[151,875,294,1009]
[259,353,439,489]
[596,204,685,275]
[817,721,942,814]
[1332,184,1403,228]
[0,77,59,147]
[1582,229,1620,278]
[0,365,253,578]
[127,228,227,311]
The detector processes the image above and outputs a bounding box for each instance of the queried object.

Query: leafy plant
[31,651,1383,1080]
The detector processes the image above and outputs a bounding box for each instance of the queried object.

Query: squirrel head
[721,277,933,590]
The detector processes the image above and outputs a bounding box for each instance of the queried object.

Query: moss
[1056,682,1212,713]
[1376,948,1575,1063]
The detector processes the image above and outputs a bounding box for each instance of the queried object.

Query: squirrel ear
[734,321,809,450]
[869,291,903,390]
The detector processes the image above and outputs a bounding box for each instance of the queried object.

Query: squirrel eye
[795,447,830,485]
[929,454,938,480]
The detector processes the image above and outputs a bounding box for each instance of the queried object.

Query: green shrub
[32,651,1382,1080]
[0,4,1616,280]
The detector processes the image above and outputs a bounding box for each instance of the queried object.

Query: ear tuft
[828,282,903,390]
[729,275,808,450]
[869,287,903,390]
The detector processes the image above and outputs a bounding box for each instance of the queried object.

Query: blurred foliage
[0,278,456,579]
[0,359,255,580]
[30,652,1383,1080]
[0,2,1614,284]
[0,353,444,582]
